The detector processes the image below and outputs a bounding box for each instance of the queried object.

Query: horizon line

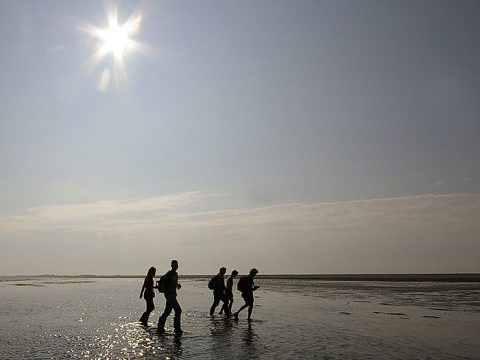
[2,273,480,282]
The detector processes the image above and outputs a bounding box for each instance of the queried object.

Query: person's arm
[139,277,147,298]
[251,278,259,291]
[176,273,182,289]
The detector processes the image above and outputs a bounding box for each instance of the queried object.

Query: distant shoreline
[2,273,480,282]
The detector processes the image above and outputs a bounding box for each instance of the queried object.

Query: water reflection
[210,317,235,358]
[241,322,259,359]
[156,332,183,359]
[95,321,184,359]
[97,315,252,360]
[210,316,234,335]
[242,322,255,345]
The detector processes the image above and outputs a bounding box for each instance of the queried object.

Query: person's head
[147,266,156,277]
[219,267,227,275]
[249,268,259,277]
[171,260,178,271]
[231,270,239,277]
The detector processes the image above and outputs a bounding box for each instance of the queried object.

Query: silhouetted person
[139,266,156,325]
[209,267,230,317]
[157,260,183,334]
[233,268,259,321]
[220,270,238,316]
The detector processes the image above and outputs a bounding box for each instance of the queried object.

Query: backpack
[237,275,248,292]
[156,275,166,293]
[208,276,216,290]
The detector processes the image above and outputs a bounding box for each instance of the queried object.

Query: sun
[79,6,147,91]
[99,20,133,59]
[91,10,141,62]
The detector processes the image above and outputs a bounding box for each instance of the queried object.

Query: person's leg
[233,303,248,319]
[234,292,253,319]
[219,293,225,315]
[140,297,154,323]
[246,294,254,320]
[139,298,148,323]
[246,293,255,320]
[220,293,230,316]
[139,313,147,323]
[171,298,183,333]
[228,298,234,314]
[157,300,173,332]
[210,293,221,315]
[144,297,155,322]
[148,297,155,313]
[222,291,232,315]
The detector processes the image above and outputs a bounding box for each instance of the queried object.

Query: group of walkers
[139,260,260,335]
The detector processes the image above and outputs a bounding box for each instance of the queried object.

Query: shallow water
[1,277,479,359]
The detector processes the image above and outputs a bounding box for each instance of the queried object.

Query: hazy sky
[1,0,479,275]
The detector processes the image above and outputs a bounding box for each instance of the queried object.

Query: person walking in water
[157,260,183,334]
[233,268,259,321]
[209,267,230,317]
[139,266,156,325]
[220,269,238,316]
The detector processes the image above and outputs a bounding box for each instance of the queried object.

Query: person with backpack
[157,260,183,335]
[139,266,156,325]
[220,269,238,316]
[233,268,259,321]
[209,267,230,317]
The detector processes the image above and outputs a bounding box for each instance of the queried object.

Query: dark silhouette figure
[209,267,230,317]
[157,260,183,334]
[139,266,156,325]
[233,268,259,321]
[220,270,238,316]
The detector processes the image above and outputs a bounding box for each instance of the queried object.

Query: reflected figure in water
[233,268,259,321]
[220,270,238,316]
[209,267,230,317]
[157,330,183,359]
[139,266,156,325]
[209,316,235,359]
[157,260,183,335]
[243,322,256,346]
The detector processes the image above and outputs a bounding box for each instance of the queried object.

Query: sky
[0,0,479,275]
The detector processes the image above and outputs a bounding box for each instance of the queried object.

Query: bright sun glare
[80,6,146,91]
[99,21,132,58]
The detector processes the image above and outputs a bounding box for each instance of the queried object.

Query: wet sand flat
[1,277,479,359]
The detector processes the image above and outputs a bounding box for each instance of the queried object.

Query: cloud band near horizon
[1,192,479,275]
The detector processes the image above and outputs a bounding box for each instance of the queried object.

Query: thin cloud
[1,193,479,274]
[1,193,479,235]
[0,191,205,232]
